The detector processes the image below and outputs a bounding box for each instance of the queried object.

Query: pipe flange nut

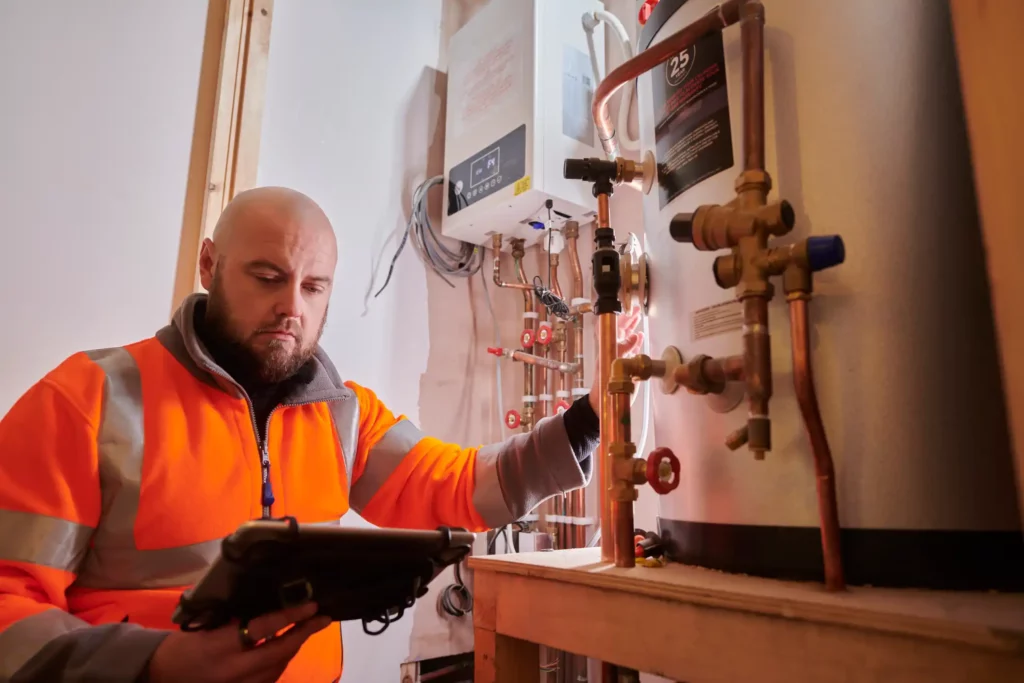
[734,169,772,195]
[609,442,637,460]
[685,355,712,395]
[608,379,635,394]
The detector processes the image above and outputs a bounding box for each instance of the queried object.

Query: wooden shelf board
[468,547,1024,654]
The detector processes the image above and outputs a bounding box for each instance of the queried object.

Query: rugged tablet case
[171,517,475,635]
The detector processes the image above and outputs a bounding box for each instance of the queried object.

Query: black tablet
[171,518,475,635]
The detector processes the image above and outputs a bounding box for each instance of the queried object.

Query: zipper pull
[261,480,276,508]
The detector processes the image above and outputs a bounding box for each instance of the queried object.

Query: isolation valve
[554,399,572,415]
[520,329,535,349]
[504,410,521,430]
[646,447,681,495]
[536,322,553,345]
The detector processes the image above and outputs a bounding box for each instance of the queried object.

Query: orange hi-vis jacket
[0,294,593,682]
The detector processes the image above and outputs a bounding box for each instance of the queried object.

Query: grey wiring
[375,175,485,297]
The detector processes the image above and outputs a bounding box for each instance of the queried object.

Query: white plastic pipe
[582,10,641,154]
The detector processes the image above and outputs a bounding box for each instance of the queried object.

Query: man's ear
[197,238,217,291]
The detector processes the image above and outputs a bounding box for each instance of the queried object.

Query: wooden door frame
[171,0,274,314]
[950,0,1024,526]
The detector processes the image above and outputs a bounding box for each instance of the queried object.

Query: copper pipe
[595,191,618,563]
[672,354,745,393]
[611,383,635,568]
[488,348,579,374]
[741,1,765,173]
[513,243,536,433]
[742,296,771,457]
[591,0,741,159]
[523,253,550,417]
[598,312,617,563]
[565,222,588,550]
[790,297,845,591]
[491,234,533,292]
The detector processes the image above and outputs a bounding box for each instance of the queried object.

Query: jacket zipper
[248,398,340,520]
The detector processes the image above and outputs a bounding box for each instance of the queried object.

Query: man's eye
[304,285,324,294]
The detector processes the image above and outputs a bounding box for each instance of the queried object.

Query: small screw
[261,7,268,15]
[208,183,217,192]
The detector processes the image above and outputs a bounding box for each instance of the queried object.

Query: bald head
[211,186,336,257]
[198,186,337,386]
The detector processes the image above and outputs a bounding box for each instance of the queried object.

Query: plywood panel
[949,0,1024,528]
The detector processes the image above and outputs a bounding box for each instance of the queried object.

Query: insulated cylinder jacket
[0,294,592,682]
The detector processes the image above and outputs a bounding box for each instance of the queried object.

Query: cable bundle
[375,176,485,297]
[437,560,473,618]
[532,277,573,321]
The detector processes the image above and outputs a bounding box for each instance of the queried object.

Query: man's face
[202,209,336,385]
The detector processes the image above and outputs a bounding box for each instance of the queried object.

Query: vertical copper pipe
[611,394,635,569]
[549,253,568,547]
[598,312,617,563]
[514,253,536,433]
[742,296,772,457]
[740,1,765,173]
[565,223,588,550]
[596,194,616,564]
[790,297,845,591]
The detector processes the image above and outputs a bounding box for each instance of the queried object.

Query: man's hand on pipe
[588,305,643,415]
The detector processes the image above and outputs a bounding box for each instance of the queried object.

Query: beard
[202,273,327,387]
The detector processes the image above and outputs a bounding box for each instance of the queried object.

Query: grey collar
[155,292,354,404]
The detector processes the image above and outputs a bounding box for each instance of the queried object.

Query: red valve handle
[646,447,681,495]
[537,322,552,345]
[634,534,646,558]
[520,329,535,349]
[486,347,503,356]
[504,409,521,429]
[553,399,572,415]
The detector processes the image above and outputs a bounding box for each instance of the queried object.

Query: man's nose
[273,281,304,320]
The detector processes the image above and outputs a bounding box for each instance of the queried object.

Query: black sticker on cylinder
[447,124,527,216]
[651,30,733,209]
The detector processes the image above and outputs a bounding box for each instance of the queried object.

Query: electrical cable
[375,175,484,298]
[438,559,473,618]
[532,277,573,321]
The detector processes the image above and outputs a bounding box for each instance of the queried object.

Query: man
[0,187,641,682]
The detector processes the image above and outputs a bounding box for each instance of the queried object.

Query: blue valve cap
[806,235,846,272]
[529,221,545,230]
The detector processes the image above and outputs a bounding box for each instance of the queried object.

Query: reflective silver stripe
[73,538,221,590]
[472,443,514,528]
[0,608,89,679]
[327,397,360,492]
[76,348,148,589]
[84,348,145,548]
[349,419,425,512]
[308,518,342,527]
[0,510,93,573]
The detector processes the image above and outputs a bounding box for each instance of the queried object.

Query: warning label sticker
[651,29,734,209]
[692,299,743,341]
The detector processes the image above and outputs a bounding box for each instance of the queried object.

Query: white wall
[257,1,518,679]
[0,0,207,414]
